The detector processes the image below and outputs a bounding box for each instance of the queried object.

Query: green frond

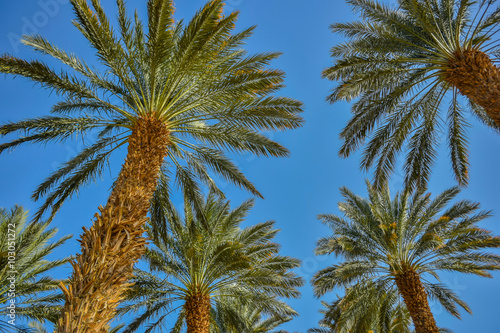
[0,117,108,153]
[32,137,126,221]
[423,282,471,318]
[0,56,97,99]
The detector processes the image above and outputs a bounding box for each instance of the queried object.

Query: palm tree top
[118,191,303,332]
[313,181,500,319]
[324,0,500,190]
[0,0,303,221]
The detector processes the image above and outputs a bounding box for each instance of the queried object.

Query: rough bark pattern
[446,49,500,127]
[395,267,439,333]
[185,293,211,333]
[58,117,169,333]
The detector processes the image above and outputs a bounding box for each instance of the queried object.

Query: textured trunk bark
[57,117,169,333]
[185,293,211,333]
[394,267,439,333]
[446,49,500,127]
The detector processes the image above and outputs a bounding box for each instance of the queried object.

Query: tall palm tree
[117,192,303,333]
[0,0,303,330]
[312,182,500,333]
[0,206,71,326]
[324,0,500,190]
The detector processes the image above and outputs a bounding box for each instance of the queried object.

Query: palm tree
[323,0,500,190]
[0,0,303,330]
[117,192,303,333]
[0,206,71,326]
[312,182,500,333]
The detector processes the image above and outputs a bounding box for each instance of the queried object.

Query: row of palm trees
[3,183,500,332]
[0,0,499,331]
[313,0,500,329]
[1,197,302,332]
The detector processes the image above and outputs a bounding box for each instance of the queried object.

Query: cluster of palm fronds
[0,207,70,332]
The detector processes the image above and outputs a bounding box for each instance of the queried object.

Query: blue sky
[1,0,500,332]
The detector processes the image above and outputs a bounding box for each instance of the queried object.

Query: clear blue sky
[1,0,500,332]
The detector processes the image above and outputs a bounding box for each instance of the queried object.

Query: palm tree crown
[312,182,500,332]
[118,192,303,333]
[324,0,500,190]
[0,0,303,221]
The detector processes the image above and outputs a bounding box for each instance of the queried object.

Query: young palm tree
[0,0,303,330]
[324,0,500,190]
[0,206,71,325]
[312,182,500,333]
[117,192,303,333]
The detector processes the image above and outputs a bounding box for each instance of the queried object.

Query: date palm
[0,206,71,325]
[0,0,303,330]
[117,191,303,333]
[324,0,500,190]
[312,182,500,333]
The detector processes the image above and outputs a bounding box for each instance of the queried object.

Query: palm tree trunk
[185,293,211,333]
[57,117,169,333]
[394,267,439,333]
[446,49,500,127]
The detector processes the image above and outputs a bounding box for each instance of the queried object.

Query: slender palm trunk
[57,117,169,333]
[185,293,211,333]
[446,49,500,127]
[394,267,439,333]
